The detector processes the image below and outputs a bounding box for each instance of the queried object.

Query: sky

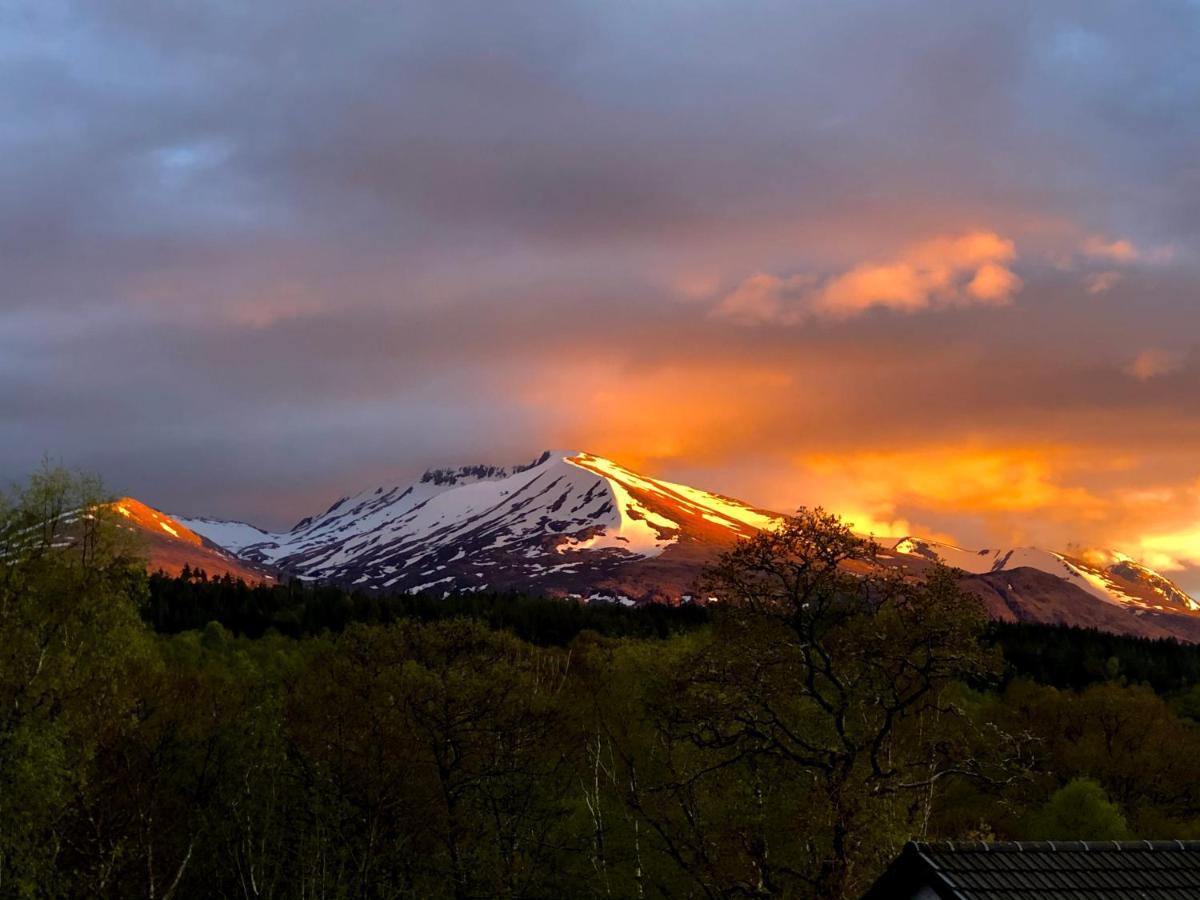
[2,1,1199,590]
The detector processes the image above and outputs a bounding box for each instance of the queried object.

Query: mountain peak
[112,497,204,546]
[418,449,559,487]
[177,450,778,598]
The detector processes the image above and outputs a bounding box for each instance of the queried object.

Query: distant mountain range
[114,450,1200,641]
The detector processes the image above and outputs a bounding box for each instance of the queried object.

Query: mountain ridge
[175,450,778,600]
[110,497,278,584]
[115,448,1198,640]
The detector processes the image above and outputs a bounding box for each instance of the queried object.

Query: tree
[286,620,576,898]
[1025,777,1132,840]
[0,464,151,894]
[611,509,1005,898]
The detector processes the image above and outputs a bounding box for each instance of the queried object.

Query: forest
[5,468,1200,899]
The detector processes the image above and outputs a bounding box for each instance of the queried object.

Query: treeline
[145,568,710,644]
[8,469,1200,898]
[146,570,1200,695]
[989,621,1200,694]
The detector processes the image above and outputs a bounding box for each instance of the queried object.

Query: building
[863,840,1200,899]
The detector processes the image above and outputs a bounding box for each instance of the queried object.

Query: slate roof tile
[862,841,1200,899]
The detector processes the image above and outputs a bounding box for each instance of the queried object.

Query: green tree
[0,464,151,895]
[286,620,576,898]
[1025,777,1132,840]
[610,509,1007,898]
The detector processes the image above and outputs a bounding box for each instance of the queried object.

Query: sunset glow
[2,2,1198,593]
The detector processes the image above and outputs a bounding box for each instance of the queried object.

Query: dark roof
[862,841,1200,900]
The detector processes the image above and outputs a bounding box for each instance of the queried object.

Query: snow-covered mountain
[177,450,778,602]
[878,537,1200,616]
[109,498,278,584]
[156,448,1199,639]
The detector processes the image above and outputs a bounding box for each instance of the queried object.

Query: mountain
[878,537,1200,616]
[176,451,778,603]
[157,449,1198,640]
[110,498,278,584]
[876,536,1200,642]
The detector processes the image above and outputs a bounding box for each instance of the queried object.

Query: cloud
[814,262,941,317]
[1083,235,1139,262]
[1139,525,1200,574]
[1124,348,1184,381]
[1138,526,1200,573]
[801,444,1104,520]
[766,441,1200,593]
[967,261,1023,302]
[714,231,1022,324]
[820,232,1023,316]
[1081,235,1176,265]
[515,359,796,467]
[2,0,1200,600]
[1105,479,1200,575]
[1077,234,1174,297]
[710,273,813,325]
[1085,271,1122,294]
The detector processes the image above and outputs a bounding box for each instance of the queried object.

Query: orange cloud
[1082,235,1138,262]
[713,230,1022,324]
[815,262,935,316]
[516,360,796,469]
[907,231,1018,269]
[712,273,812,324]
[784,446,1200,589]
[801,444,1104,519]
[967,261,1023,302]
[1107,480,1200,573]
[500,327,1198,590]
[1124,348,1183,381]
[1137,527,1200,572]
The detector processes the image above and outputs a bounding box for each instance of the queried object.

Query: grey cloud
[1,0,1199,552]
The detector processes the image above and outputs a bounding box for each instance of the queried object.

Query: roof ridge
[911,840,1200,852]
[870,839,1200,900]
